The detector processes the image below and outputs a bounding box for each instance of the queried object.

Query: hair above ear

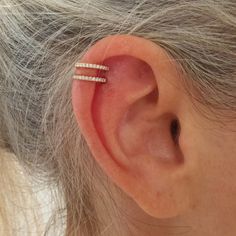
[72,34,198,219]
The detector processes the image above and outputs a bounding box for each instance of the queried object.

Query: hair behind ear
[0,149,43,235]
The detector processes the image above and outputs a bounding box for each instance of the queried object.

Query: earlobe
[72,34,196,219]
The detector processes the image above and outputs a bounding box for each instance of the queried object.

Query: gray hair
[0,0,235,235]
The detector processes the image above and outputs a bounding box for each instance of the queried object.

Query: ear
[72,35,197,219]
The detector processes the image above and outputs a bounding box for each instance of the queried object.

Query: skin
[72,34,236,236]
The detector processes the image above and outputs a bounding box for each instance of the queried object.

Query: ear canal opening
[170,118,181,146]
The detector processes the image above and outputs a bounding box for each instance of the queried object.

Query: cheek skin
[181,108,236,233]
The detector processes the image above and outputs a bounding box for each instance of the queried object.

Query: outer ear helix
[73,62,109,83]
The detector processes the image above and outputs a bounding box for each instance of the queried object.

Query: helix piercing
[72,75,107,83]
[75,63,109,71]
[73,62,109,83]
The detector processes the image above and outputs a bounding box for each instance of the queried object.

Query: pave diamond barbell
[74,63,109,83]
[75,63,109,71]
[72,75,107,83]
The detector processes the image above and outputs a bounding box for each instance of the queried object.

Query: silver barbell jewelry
[73,63,109,83]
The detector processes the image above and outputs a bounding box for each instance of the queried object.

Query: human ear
[72,34,197,219]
